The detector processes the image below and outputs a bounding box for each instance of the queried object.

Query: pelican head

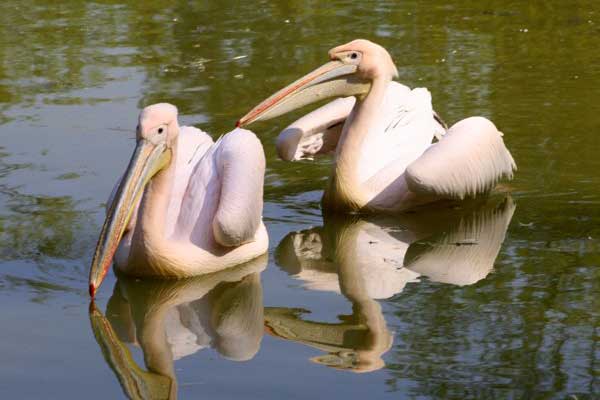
[237,39,398,127]
[88,103,179,297]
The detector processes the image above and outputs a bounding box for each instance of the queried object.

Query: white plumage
[276,83,516,211]
[406,116,516,200]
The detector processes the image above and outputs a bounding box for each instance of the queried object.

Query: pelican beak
[88,139,171,298]
[237,60,370,127]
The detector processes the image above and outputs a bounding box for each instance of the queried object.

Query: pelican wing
[172,128,265,249]
[364,83,443,176]
[165,126,214,237]
[275,97,355,161]
[405,116,516,199]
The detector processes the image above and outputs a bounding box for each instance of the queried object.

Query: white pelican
[89,103,268,297]
[237,39,516,214]
[268,197,515,371]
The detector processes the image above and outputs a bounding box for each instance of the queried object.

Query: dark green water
[0,1,599,399]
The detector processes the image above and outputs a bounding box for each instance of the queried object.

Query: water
[1,1,599,399]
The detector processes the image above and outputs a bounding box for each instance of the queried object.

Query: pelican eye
[158,128,164,134]
[350,52,358,59]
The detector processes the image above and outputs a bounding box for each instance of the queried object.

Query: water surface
[0,1,599,399]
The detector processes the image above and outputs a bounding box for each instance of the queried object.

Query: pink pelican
[88,103,268,297]
[237,39,516,214]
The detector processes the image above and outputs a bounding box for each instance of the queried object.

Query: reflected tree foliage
[0,149,95,300]
[0,1,136,112]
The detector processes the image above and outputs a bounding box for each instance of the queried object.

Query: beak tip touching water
[88,299,97,314]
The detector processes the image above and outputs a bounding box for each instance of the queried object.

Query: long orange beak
[237,61,370,127]
[88,139,171,297]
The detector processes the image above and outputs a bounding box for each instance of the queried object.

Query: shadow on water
[89,255,266,400]
[269,197,515,373]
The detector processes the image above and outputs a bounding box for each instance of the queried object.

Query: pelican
[268,197,515,372]
[88,103,269,297]
[89,256,265,399]
[237,39,516,214]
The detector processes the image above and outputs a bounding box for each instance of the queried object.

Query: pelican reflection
[268,197,515,372]
[89,255,266,400]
